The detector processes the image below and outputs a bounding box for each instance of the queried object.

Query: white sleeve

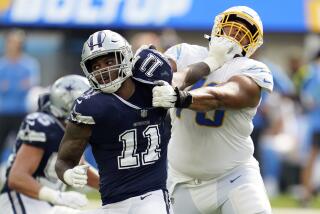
[241,60,274,92]
[164,43,208,72]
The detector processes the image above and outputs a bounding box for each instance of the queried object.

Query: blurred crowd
[1,28,320,206]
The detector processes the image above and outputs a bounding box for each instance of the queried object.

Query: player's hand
[38,186,88,209]
[153,81,192,108]
[202,36,242,72]
[153,81,177,108]
[63,165,89,188]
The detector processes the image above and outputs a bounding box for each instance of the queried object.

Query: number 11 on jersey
[117,125,161,169]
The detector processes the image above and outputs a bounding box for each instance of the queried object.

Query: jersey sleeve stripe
[17,129,46,142]
[70,113,95,125]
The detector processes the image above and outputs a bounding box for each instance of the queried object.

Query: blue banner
[0,0,308,32]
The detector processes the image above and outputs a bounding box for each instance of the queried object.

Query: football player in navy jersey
[55,30,173,214]
[0,75,99,214]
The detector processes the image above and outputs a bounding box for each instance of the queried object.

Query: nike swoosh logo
[76,99,83,104]
[230,175,241,183]
[140,193,152,200]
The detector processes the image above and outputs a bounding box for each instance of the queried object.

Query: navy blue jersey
[69,81,170,205]
[1,112,65,193]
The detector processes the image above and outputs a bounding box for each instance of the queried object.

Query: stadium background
[1,0,320,213]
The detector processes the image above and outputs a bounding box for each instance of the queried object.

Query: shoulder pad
[69,91,97,125]
[237,58,273,92]
[132,48,173,84]
[25,112,56,127]
[17,112,56,143]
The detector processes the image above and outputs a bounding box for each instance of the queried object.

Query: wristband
[174,87,193,108]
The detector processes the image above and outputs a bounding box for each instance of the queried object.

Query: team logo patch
[140,109,148,118]
[88,31,106,51]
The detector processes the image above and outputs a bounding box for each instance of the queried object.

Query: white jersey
[164,43,208,72]
[164,43,273,180]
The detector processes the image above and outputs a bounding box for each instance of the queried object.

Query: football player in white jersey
[152,6,273,214]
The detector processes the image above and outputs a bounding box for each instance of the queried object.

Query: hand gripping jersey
[69,49,172,205]
[165,43,273,180]
[1,111,66,193]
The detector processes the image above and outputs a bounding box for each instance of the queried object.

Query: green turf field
[270,194,320,209]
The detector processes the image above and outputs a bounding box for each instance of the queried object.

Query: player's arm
[173,62,210,90]
[168,49,210,90]
[8,144,44,198]
[153,75,261,112]
[9,143,88,208]
[188,75,261,111]
[55,122,92,186]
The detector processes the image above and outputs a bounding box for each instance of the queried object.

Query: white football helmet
[211,6,263,57]
[80,30,133,93]
[50,75,90,119]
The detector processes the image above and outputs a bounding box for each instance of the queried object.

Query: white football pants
[79,189,173,214]
[168,163,272,214]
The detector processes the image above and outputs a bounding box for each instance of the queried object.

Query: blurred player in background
[300,49,320,205]
[0,75,99,214]
[153,6,273,214]
[55,30,173,213]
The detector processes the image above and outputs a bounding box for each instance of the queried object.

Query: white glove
[63,165,89,188]
[153,81,177,108]
[202,36,242,72]
[38,186,88,209]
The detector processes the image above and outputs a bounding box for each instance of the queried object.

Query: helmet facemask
[212,11,263,57]
[84,50,132,93]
